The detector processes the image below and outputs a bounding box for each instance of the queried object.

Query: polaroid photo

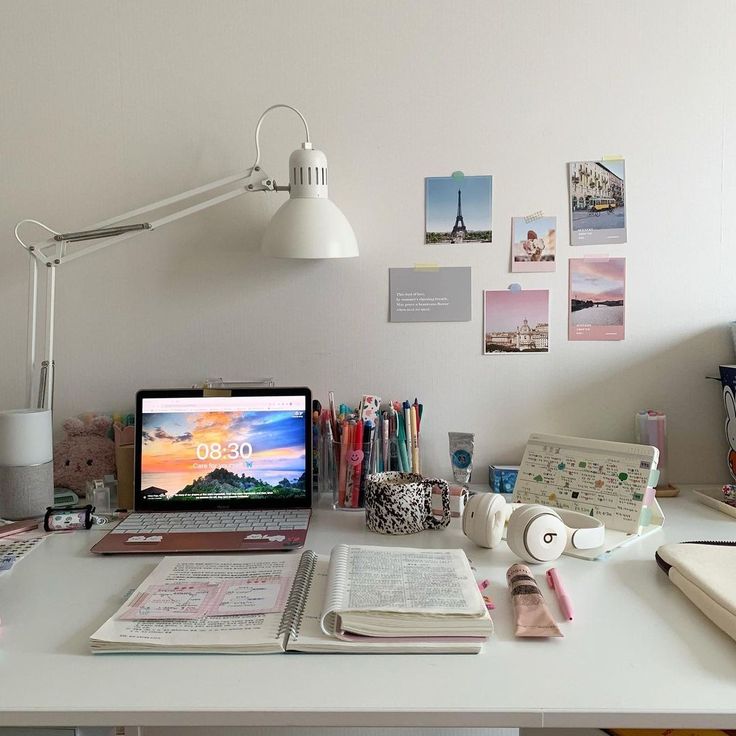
[425,175,492,245]
[568,257,625,341]
[511,216,557,273]
[568,160,626,245]
[483,289,549,354]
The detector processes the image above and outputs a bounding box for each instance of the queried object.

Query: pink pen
[546,568,574,621]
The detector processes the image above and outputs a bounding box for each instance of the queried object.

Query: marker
[328,391,337,431]
[410,403,419,474]
[403,401,413,472]
[546,568,574,621]
[337,420,350,507]
[351,420,364,508]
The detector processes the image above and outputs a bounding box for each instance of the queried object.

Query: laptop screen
[134,388,312,510]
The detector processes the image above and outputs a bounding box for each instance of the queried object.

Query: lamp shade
[0,409,53,466]
[261,144,358,259]
[262,197,358,259]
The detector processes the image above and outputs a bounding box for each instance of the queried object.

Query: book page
[90,553,299,653]
[320,545,484,636]
[286,557,484,654]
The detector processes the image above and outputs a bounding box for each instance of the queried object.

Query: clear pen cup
[325,438,374,510]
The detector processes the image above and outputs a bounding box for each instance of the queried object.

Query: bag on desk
[656,541,736,643]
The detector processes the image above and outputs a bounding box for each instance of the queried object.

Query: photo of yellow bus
[589,197,617,212]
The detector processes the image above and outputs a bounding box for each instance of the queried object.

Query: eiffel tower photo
[425,175,492,244]
[450,188,467,243]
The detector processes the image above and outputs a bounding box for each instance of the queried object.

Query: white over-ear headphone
[462,493,605,563]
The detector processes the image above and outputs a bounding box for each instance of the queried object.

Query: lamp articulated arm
[12,104,356,411]
[15,166,278,268]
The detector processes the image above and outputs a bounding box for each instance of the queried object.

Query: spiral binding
[277,550,317,641]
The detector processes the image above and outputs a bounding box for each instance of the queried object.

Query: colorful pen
[381,412,389,472]
[403,401,412,472]
[546,568,574,621]
[351,420,364,508]
[410,403,419,474]
[337,420,350,507]
[328,391,337,433]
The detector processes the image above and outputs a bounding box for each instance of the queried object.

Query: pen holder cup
[328,438,374,510]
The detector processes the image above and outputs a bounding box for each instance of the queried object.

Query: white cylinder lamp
[0,409,54,519]
[261,145,358,259]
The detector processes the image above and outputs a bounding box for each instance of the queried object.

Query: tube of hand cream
[448,432,474,485]
[506,563,563,638]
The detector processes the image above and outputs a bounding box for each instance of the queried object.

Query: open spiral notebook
[90,545,493,654]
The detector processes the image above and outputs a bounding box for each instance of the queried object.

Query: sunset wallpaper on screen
[140,410,307,501]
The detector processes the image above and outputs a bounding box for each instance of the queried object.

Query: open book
[90,545,493,654]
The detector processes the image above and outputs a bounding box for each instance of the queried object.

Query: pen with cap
[396,408,410,472]
[410,403,419,474]
[546,568,574,621]
[402,401,412,471]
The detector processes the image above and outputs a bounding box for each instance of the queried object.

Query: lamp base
[0,461,54,519]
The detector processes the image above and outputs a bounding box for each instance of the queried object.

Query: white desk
[1,487,736,731]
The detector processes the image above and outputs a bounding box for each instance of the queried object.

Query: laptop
[91,387,312,554]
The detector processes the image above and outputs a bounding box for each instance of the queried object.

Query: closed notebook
[655,541,736,643]
[90,545,493,654]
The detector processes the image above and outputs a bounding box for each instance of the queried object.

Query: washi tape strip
[524,210,544,223]
[359,395,381,423]
[413,263,440,271]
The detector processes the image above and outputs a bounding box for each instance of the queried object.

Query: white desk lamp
[14,104,358,411]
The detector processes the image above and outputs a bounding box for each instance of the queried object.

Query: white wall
[2,0,735,484]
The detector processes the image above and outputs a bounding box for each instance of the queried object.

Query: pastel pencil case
[656,541,736,643]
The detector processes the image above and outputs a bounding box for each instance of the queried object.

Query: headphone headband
[556,508,605,550]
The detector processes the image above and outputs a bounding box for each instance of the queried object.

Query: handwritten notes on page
[513,434,658,533]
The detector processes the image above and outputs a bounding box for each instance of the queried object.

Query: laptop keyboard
[111,509,310,534]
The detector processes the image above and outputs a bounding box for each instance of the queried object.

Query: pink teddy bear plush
[53,415,116,494]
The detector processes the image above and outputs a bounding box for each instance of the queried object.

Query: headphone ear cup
[462,493,507,548]
[506,504,567,563]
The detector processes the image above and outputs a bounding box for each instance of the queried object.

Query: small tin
[44,504,95,531]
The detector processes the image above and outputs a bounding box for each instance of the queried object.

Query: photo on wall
[483,289,549,354]
[568,257,626,341]
[511,216,557,272]
[425,175,492,244]
[568,160,626,245]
